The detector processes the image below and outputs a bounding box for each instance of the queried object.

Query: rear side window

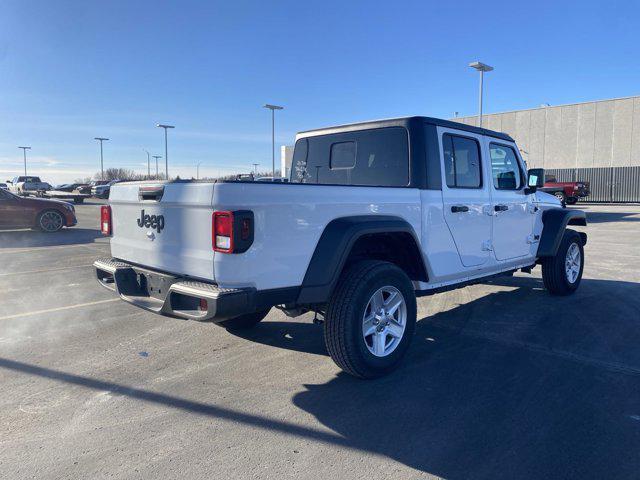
[489,143,523,190]
[330,142,356,170]
[290,127,409,186]
[442,134,482,188]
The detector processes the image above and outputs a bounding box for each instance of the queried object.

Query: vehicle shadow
[0,227,102,248]
[582,210,640,223]
[238,276,640,479]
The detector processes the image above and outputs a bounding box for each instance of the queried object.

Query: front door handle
[451,205,469,213]
[494,205,509,212]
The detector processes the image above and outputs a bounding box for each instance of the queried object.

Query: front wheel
[216,308,270,330]
[324,260,417,379]
[38,210,65,232]
[541,229,584,295]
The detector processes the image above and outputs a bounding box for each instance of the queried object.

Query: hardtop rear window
[290,126,409,186]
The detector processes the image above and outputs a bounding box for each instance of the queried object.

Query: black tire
[216,308,270,330]
[324,260,417,379]
[37,209,65,233]
[541,229,584,295]
[74,197,84,204]
[553,191,567,208]
[566,197,578,205]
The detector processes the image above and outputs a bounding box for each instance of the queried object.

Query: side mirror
[525,168,545,194]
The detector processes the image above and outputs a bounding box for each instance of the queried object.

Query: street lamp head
[263,104,284,111]
[156,124,175,129]
[18,146,31,150]
[94,137,109,141]
[469,61,493,72]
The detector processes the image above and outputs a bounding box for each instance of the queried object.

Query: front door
[487,141,535,260]
[0,190,26,228]
[438,127,492,267]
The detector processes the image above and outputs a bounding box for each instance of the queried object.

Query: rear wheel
[541,229,584,295]
[324,260,417,379]
[38,210,65,232]
[553,191,566,205]
[216,308,270,330]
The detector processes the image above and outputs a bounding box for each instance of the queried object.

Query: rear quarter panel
[213,182,422,290]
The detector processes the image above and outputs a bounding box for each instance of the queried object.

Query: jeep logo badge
[137,209,165,233]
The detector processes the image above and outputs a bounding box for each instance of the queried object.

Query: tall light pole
[196,161,203,180]
[143,149,151,177]
[156,124,175,180]
[18,146,31,175]
[152,155,162,179]
[263,104,283,179]
[94,137,109,180]
[469,61,493,128]
[252,163,259,174]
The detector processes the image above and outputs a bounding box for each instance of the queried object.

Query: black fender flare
[296,215,426,305]
[537,208,587,257]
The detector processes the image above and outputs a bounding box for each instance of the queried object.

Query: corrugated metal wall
[454,96,640,170]
[545,166,640,202]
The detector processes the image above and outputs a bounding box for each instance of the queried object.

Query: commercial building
[454,96,640,202]
[280,97,640,201]
[280,145,294,179]
[453,95,640,170]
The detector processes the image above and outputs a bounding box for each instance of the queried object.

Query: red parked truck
[541,174,590,205]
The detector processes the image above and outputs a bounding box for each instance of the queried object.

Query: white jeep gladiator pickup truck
[94,116,587,378]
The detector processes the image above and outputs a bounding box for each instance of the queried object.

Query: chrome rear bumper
[93,257,255,322]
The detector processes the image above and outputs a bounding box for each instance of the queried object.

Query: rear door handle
[494,205,509,212]
[451,205,469,213]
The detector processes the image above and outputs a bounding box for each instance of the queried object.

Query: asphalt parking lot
[1,201,639,480]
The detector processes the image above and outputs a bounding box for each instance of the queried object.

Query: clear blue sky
[1,0,638,183]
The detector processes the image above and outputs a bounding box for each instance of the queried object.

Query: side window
[489,144,523,190]
[442,134,482,188]
[330,142,356,170]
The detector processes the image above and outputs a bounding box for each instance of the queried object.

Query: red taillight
[213,211,234,253]
[241,218,251,241]
[212,210,254,254]
[100,205,112,235]
[199,298,208,311]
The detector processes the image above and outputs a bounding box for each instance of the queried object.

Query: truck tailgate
[109,182,215,280]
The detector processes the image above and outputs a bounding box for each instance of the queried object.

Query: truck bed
[108,181,423,290]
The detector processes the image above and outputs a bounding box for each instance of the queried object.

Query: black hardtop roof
[297,116,514,142]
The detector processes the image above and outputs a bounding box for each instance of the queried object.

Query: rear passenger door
[487,141,535,260]
[438,127,492,267]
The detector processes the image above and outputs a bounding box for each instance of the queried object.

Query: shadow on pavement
[583,210,640,223]
[0,227,102,248]
[245,276,640,479]
[2,276,639,479]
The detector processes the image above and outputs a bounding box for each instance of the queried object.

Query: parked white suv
[95,116,587,378]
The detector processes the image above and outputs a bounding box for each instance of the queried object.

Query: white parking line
[0,264,93,277]
[0,243,108,255]
[0,298,120,321]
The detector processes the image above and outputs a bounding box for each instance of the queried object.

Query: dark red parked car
[0,188,77,232]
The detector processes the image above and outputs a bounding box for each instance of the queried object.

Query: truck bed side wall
[212,182,422,291]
